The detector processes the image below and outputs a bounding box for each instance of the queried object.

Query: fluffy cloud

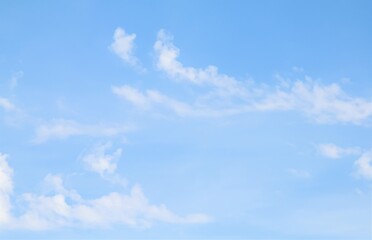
[0,97,16,111]
[33,119,132,143]
[354,151,372,180]
[0,153,211,230]
[318,143,361,159]
[82,143,121,176]
[80,142,126,186]
[154,30,245,96]
[110,27,144,71]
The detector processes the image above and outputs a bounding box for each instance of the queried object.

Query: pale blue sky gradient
[0,1,372,239]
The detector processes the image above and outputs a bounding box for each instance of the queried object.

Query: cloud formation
[354,151,372,180]
[110,27,144,71]
[112,85,250,117]
[0,97,16,111]
[112,85,197,116]
[113,79,372,124]
[154,30,244,96]
[318,143,361,159]
[0,153,211,230]
[18,182,210,230]
[318,143,372,180]
[80,142,127,186]
[255,79,372,124]
[111,29,372,124]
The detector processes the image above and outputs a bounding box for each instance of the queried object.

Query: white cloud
[287,168,311,178]
[0,153,13,226]
[42,174,82,202]
[80,142,126,186]
[113,85,254,117]
[17,183,211,230]
[318,143,372,181]
[0,97,16,111]
[0,153,212,230]
[154,30,246,96]
[81,143,121,176]
[318,143,361,159]
[354,151,372,180]
[33,119,133,143]
[113,79,372,124]
[110,27,144,71]
[112,85,149,108]
[151,30,372,124]
[255,79,372,124]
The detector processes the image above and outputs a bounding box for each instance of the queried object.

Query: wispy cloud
[80,142,127,186]
[318,143,372,180]
[113,79,372,124]
[112,85,197,116]
[112,85,249,117]
[354,151,372,180]
[112,29,372,124]
[17,183,211,230]
[110,27,144,71]
[0,97,16,111]
[318,143,361,159]
[154,30,245,96]
[42,174,82,202]
[255,78,372,124]
[33,119,133,143]
[0,153,212,230]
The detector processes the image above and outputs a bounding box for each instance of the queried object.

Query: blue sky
[1,0,372,239]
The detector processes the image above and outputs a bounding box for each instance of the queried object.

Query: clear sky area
[0,1,372,239]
